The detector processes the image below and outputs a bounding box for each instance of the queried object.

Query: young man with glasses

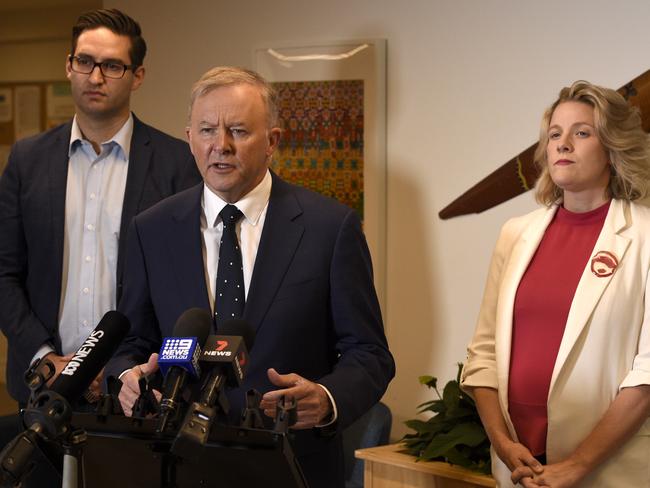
[0,8,201,408]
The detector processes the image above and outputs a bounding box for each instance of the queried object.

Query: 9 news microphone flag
[156,308,212,433]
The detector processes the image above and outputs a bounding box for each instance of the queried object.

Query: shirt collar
[202,170,272,227]
[68,113,134,160]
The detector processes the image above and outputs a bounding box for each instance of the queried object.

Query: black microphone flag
[49,310,130,404]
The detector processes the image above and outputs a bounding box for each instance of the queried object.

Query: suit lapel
[48,122,73,321]
[549,199,631,392]
[117,115,152,286]
[244,175,304,331]
[495,205,557,411]
[168,184,211,311]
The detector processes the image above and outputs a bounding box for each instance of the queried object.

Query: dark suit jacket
[0,114,201,403]
[108,174,395,487]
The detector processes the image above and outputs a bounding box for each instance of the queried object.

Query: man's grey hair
[188,66,279,127]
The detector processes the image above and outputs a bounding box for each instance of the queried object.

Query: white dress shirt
[201,170,271,312]
[33,115,132,361]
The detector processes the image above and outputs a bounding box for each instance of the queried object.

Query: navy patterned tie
[214,204,245,327]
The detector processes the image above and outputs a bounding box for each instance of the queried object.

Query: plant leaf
[417,401,446,414]
[444,446,473,468]
[404,418,447,435]
[404,364,492,474]
[418,375,438,390]
[420,423,487,459]
[442,380,461,411]
[455,363,464,383]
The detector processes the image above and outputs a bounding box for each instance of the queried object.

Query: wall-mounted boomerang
[439,70,650,219]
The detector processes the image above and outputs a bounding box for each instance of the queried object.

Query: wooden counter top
[356,443,495,488]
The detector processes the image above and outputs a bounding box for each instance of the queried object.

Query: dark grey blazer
[0,114,201,402]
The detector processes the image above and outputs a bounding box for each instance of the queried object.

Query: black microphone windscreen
[49,310,130,402]
[217,319,256,351]
[172,308,212,346]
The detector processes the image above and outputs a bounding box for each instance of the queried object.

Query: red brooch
[591,251,618,278]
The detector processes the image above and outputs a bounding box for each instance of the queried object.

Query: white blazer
[461,199,650,487]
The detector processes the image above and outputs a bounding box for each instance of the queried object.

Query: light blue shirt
[33,115,132,360]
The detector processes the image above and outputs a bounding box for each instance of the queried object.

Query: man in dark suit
[109,66,394,488]
[0,8,200,406]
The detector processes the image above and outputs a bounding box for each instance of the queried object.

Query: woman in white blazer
[461,81,650,488]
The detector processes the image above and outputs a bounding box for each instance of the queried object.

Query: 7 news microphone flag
[172,319,255,455]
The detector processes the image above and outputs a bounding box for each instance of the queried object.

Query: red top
[508,201,609,455]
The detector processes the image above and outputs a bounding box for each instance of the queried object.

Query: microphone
[172,319,255,455]
[199,319,255,406]
[156,308,212,433]
[50,311,131,402]
[1,312,130,486]
[24,311,131,437]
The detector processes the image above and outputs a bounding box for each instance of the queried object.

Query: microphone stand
[61,431,86,488]
[132,377,158,419]
[273,395,298,433]
[0,358,88,488]
[240,389,264,429]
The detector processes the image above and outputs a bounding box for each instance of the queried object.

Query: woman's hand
[522,385,650,487]
[518,459,587,488]
[492,438,543,485]
[470,388,544,484]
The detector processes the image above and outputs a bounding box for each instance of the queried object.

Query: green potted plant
[401,363,492,474]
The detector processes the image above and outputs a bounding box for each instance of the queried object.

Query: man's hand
[42,352,104,403]
[43,352,74,386]
[260,368,333,429]
[84,368,104,403]
[118,353,160,417]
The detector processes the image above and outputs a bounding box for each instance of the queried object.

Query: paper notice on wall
[0,88,12,123]
[46,82,74,128]
[14,86,41,140]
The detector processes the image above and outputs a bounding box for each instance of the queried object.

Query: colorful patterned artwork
[272,80,364,219]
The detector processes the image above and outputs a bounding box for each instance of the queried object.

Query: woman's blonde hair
[534,80,650,205]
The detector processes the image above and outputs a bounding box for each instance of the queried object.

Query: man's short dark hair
[71,8,147,67]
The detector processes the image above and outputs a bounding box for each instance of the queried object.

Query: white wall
[107,0,650,439]
[0,5,99,82]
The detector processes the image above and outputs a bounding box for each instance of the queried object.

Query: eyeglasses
[68,55,135,79]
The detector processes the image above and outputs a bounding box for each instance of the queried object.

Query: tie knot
[219,204,243,227]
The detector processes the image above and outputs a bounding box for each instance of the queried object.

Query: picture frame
[254,39,387,308]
